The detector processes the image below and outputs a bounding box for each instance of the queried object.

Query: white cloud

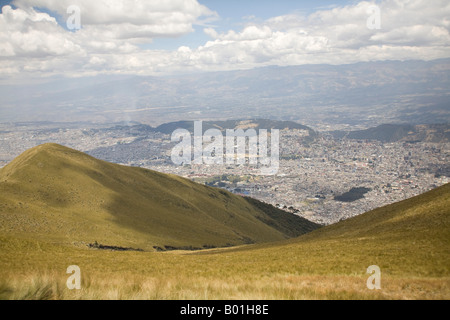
[13,0,216,39]
[216,25,273,41]
[0,5,84,58]
[203,27,218,39]
[370,25,450,46]
[178,0,450,70]
[0,0,449,78]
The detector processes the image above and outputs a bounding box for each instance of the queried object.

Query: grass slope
[213,183,449,278]
[0,143,319,251]
[0,144,448,300]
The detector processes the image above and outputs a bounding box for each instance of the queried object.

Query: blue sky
[151,0,356,50]
[200,0,343,21]
[201,0,354,17]
[157,1,355,50]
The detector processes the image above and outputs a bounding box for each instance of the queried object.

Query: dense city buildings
[1,122,448,225]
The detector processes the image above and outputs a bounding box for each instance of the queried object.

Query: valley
[1,120,448,225]
[0,169,448,299]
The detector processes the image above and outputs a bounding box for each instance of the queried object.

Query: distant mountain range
[0,143,319,251]
[105,119,316,136]
[155,119,316,136]
[330,123,450,143]
[1,59,449,126]
[99,120,449,145]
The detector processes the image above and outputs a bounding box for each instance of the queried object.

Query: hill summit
[0,143,320,251]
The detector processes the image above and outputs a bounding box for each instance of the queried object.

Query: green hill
[218,182,450,279]
[301,182,449,244]
[0,145,448,300]
[0,143,319,251]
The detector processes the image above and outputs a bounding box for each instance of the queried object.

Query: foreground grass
[1,183,448,300]
[0,235,448,300]
[2,272,448,300]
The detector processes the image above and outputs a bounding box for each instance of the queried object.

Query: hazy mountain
[94,119,316,136]
[155,119,316,135]
[0,143,320,251]
[1,59,449,127]
[330,123,450,142]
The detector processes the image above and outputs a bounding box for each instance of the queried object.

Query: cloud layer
[1,0,449,77]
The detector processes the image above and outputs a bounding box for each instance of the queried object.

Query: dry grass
[0,145,448,300]
[0,236,448,300]
[1,271,448,300]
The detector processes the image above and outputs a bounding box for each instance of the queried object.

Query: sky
[0,0,449,79]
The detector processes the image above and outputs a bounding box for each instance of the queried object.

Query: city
[1,120,448,225]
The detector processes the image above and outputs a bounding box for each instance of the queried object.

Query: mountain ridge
[329,123,450,143]
[1,59,449,125]
[0,143,320,251]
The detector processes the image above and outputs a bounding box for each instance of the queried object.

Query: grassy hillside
[211,182,450,279]
[0,143,319,251]
[0,145,448,300]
